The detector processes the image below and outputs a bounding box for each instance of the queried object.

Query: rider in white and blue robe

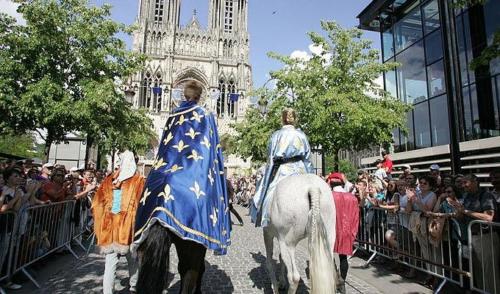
[134,98,231,255]
[250,109,314,227]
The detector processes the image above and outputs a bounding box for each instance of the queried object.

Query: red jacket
[333,191,359,255]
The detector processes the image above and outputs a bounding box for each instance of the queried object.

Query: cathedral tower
[129,0,252,168]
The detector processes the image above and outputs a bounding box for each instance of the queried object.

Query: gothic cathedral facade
[129,0,252,145]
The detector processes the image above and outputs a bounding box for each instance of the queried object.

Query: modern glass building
[357,0,500,179]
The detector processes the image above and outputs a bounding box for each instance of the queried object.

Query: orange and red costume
[92,173,145,254]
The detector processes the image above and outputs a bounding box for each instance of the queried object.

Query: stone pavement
[16,206,423,293]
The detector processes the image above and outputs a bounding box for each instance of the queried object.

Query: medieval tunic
[332,190,359,255]
[92,173,145,255]
[133,101,231,255]
[250,125,314,227]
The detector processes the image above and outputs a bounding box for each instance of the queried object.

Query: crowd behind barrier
[1,156,499,293]
[347,154,500,294]
[0,159,100,292]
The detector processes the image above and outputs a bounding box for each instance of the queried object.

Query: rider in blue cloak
[250,108,315,227]
[134,81,231,256]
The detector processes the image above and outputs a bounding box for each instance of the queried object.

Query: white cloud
[0,0,25,25]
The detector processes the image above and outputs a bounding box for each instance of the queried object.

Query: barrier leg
[86,233,95,256]
[434,279,447,293]
[21,268,40,289]
[65,244,79,260]
[0,286,6,294]
[73,238,86,252]
[364,252,377,267]
[349,248,358,259]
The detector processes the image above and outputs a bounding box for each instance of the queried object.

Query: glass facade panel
[423,0,440,34]
[396,40,427,104]
[425,29,443,65]
[383,28,395,61]
[429,95,450,146]
[470,83,481,137]
[484,0,500,75]
[484,0,500,44]
[413,101,432,148]
[394,7,422,53]
[385,69,398,99]
[456,15,470,86]
[427,60,446,98]
[494,76,500,130]
[392,128,401,152]
[462,86,473,140]
[401,111,415,151]
[372,0,500,152]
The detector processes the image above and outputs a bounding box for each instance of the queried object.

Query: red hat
[326,172,344,184]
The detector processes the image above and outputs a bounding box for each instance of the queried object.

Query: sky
[0,0,380,88]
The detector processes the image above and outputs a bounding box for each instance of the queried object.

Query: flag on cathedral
[133,100,231,254]
[229,93,240,102]
[152,86,162,95]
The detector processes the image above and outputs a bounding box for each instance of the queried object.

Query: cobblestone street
[19,206,419,294]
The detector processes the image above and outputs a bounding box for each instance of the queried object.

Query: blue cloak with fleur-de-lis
[133,100,231,254]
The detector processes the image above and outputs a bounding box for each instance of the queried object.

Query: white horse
[263,174,338,294]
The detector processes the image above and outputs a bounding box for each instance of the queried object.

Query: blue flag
[229,93,240,102]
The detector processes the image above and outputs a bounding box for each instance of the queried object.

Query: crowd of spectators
[0,159,105,290]
[229,174,258,207]
[328,152,499,292]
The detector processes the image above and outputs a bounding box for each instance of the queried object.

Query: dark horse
[136,223,208,294]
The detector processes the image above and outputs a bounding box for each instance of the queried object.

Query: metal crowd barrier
[355,207,472,293]
[0,211,18,294]
[468,220,500,294]
[11,200,78,288]
[70,198,92,252]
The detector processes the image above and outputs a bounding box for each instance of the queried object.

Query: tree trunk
[96,144,102,170]
[111,147,116,171]
[333,150,339,172]
[43,139,52,164]
[84,135,94,169]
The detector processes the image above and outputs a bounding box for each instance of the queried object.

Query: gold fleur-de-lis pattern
[190,111,204,123]
[210,208,219,227]
[153,158,167,170]
[189,181,206,199]
[208,169,214,186]
[173,140,189,153]
[185,128,201,140]
[201,136,211,149]
[163,132,173,145]
[175,114,187,126]
[158,184,175,202]
[187,150,204,161]
[166,164,183,173]
[140,188,151,206]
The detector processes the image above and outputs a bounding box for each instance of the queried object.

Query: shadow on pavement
[249,251,309,294]
[167,261,234,293]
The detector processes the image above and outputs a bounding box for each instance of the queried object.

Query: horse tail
[137,222,171,294]
[308,186,336,294]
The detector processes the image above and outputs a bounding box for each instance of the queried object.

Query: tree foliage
[0,0,150,160]
[0,133,43,159]
[233,21,410,164]
[232,89,289,163]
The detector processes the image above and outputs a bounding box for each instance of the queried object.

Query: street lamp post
[258,96,268,116]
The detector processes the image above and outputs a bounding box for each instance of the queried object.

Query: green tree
[233,21,410,169]
[232,89,289,163]
[0,133,43,159]
[0,0,145,162]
